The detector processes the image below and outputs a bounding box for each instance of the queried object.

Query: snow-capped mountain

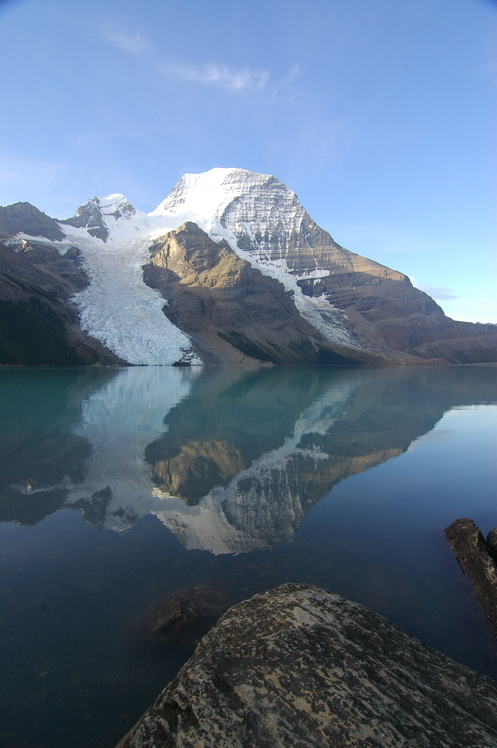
[1,167,496,366]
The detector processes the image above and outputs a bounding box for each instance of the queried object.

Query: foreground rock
[117,583,497,748]
[445,518,497,637]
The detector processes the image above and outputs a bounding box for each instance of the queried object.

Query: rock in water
[445,518,497,637]
[116,583,497,748]
[147,584,226,648]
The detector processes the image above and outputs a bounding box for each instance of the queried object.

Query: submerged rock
[116,583,497,747]
[445,518,497,637]
[147,584,226,648]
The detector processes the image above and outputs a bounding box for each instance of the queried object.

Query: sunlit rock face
[143,221,366,365]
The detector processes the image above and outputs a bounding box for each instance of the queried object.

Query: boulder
[116,583,497,747]
[445,518,497,637]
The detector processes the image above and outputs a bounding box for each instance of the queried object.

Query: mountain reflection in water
[1,365,496,553]
[1,365,497,748]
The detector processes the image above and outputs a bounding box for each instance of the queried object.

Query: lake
[1,364,497,748]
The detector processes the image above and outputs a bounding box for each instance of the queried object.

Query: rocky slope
[1,168,496,365]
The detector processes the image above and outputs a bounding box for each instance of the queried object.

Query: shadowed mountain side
[143,222,373,366]
[0,202,65,242]
[0,242,124,365]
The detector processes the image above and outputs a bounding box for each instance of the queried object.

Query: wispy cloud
[417,285,458,301]
[167,63,270,92]
[269,64,302,103]
[101,23,150,55]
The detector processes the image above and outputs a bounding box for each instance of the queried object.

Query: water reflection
[1,366,496,553]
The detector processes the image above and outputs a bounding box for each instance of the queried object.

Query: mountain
[0,167,496,366]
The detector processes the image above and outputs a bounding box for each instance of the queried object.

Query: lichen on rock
[116,583,497,747]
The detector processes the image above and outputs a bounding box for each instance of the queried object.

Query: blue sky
[0,0,495,323]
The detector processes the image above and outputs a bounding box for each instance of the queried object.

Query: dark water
[0,364,497,748]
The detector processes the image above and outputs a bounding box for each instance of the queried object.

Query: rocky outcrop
[60,197,110,241]
[117,583,497,748]
[445,518,497,637]
[143,221,371,365]
[147,584,226,649]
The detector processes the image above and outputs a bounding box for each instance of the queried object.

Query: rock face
[116,583,497,748]
[445,518,497,637]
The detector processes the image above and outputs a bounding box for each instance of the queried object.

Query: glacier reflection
[2,365,497,553]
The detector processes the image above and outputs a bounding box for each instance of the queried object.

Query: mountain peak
[150,167,282,221]
[61,194,137,242]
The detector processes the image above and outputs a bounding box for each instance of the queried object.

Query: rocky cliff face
[0,167,496,365]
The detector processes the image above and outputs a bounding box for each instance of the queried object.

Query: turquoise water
[0,365,496,748]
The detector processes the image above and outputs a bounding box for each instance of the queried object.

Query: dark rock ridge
[60,196,110,241]
[116,583,497,748]
[60,195,137,242]
[445,518,497,638]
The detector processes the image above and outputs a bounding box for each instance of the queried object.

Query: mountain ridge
[0,167,496,366]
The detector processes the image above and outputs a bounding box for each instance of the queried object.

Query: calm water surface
[0,365,496,748]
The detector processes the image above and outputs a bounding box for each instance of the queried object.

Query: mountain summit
[0,167,496,366]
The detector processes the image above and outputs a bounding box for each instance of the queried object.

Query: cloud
[417,285,458,301]
[101,23,150,55]
[167,63,270,92]
[269,64,302,103]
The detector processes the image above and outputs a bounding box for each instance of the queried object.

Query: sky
[0,0,495,323]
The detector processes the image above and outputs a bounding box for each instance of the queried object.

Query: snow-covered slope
[61,198,199,365]
[3,167,497,366]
